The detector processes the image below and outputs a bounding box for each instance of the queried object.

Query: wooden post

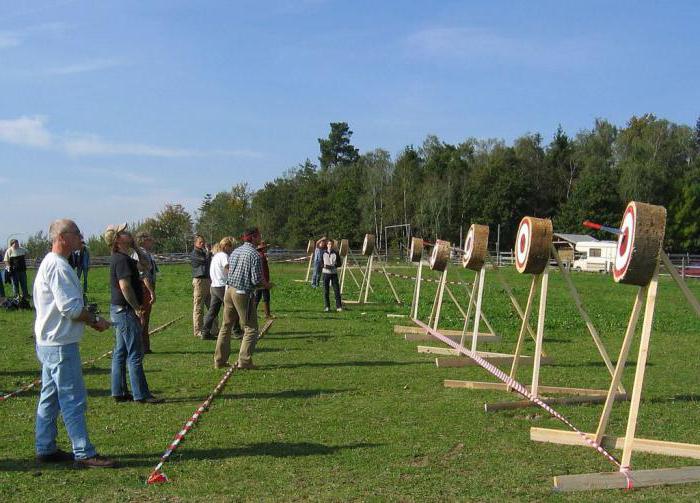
[305,252,313,282]
[470,265,487,353]
[340,255,349,293]
[381,263,402,304]
[621,265,660,469]
[432,269,448,331]
[594,286,646,444]
[530,267,549,398]
[459,274,479,347]
[362,254,374,304]
[411,261,423,319]
[509,275,539,380]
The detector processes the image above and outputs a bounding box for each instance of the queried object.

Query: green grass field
[1,262,700,501]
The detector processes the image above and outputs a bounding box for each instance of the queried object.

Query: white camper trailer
[572,241,617,273]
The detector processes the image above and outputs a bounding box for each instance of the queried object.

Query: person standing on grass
[191,235,217,338]
[322,239,343,312]
[203,236,241,340]
[214,228,272,369]
[69,241,90,298]
[5,238,30,300]
[255,240,273,319]
[132,232,158,354]
[311,237,326,288]
[105,224,163,404]
[34,218,116,469]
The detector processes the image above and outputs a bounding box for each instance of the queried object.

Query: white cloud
[405,27,596,68]
[45,58,125,75]
[0,116,53,148]
[77,167,155,185]
[64,135,195,158]
[0,31,21,49]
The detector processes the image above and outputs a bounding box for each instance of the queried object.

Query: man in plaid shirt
[214,228,272,369]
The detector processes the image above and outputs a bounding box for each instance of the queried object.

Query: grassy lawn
[1,261,700,501]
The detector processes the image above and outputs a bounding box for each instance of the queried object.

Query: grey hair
[48,219,78,242]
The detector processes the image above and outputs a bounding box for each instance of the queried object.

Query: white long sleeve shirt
[210,251,229,287]
[33,252,85,346]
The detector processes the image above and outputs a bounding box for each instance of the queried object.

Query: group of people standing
[311,237,343,312]
[190,229,273,370]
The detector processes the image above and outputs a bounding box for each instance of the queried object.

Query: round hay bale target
[612,201,666,286]
[362,234,376,256]
[514,217,553,275]
[339,239,349,257]
[306,239,315,254]
[429,239,451,272]
[409,237,424,263]
[462,224,489,271]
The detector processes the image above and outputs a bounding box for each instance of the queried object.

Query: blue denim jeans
[35,343,96,459]
[110,305,152,400]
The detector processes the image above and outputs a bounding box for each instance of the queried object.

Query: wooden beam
[553,466,700,492]
[531,427,700,459]
[436,354,553,368]
[404,332,500,342]
[443,381,612,396]
[395,325,478,336]
[661,251,700,317]
[418,347,515,357]
[484,393,627,412]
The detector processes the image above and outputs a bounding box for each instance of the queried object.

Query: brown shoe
[236,361,257,370]
[74,454,117,469]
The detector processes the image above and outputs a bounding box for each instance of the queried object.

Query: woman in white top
[202,236,239,339]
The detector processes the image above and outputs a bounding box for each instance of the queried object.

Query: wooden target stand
[294,239,317,283]
[396,238,501,345]
[446,217,626,412]
[344,234,402,306]
[532,202,700,492]
[431,224,546,369]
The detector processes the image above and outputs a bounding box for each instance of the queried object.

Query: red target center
[519,234,526,253]
[619,229,629,256]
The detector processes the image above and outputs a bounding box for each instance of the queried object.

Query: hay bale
[339,239,349,257]
[613,201,666,286]
[409,237,424,263]
[462,224,489,271]
[306,239,315,254]
[514,217,553,275]
[429,239,451,272]
[362,234,376,256]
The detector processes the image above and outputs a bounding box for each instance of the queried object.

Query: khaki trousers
[214,289,258,367]
[193,278,217,337]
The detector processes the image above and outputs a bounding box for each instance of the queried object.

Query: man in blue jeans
[33,218,115,468]
[104,223,163,404]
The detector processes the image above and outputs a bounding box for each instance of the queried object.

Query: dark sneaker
[113,393,133,403]
[74,454,117,469]
[236,361,257,370]
[37,449,73,464]
[136,396,164,404]
[144,349,153,354]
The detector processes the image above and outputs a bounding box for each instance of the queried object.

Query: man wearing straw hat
[214,228,272,369]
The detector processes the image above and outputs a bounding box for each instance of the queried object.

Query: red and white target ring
[613,205,636,282]
[463,230,474,265]
[515,219,531,271]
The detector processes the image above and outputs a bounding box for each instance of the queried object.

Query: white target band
[614,205,636,280]
[515,220,531,268]
[463,228,474,264]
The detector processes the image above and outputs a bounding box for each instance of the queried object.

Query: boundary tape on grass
[412,318,633,488]
[0,315,183,403]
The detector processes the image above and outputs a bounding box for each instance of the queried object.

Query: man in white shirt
[33,219,115,469]
[202,236,239,339]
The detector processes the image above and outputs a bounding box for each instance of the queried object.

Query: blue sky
[1,0,698,241]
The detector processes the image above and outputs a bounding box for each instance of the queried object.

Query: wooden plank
[531,268,549,397]
[436,355,553,368]
[470,265,486,353]
[621,266,659,469]
[443,381,610,396]
[381,264,402,305]
[532,427,700,460]
[410,261,423,319]
[459,274,479,346]
[404,332,499,342]
[484,393,627,412]
[553,466,700,492]
[510,275,539,379]
[432,269,448,330]
[395,325,485,336]
[418,347,515,357]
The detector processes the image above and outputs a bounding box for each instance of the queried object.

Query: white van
[572,241,617,273]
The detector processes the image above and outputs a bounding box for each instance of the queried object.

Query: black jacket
[191,247,211,278]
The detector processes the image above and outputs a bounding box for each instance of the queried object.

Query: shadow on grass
[0,443,381,472]
[270,360,428,370]
[167,388,355,403]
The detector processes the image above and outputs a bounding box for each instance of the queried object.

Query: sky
[1,0,698,242]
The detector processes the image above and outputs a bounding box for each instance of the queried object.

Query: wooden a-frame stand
[446,244,627,412]
[344,253,402,305]
[340,250,370,295]
[532,252,700,492]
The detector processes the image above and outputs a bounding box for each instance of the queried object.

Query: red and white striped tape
[146,363,238,484]
[412,318,634,489]
[376,269,472,287]
[1,316,183,403]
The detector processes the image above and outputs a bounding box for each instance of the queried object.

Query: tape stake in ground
[411,318,633,487]
[147,363,238,484]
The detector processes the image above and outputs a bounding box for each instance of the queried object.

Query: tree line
[20,114,700,258]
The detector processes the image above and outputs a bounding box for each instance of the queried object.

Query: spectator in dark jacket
[255,241,273,319]
[5,239,30,299]
[322,240,343,312]
[191,235,217,338]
